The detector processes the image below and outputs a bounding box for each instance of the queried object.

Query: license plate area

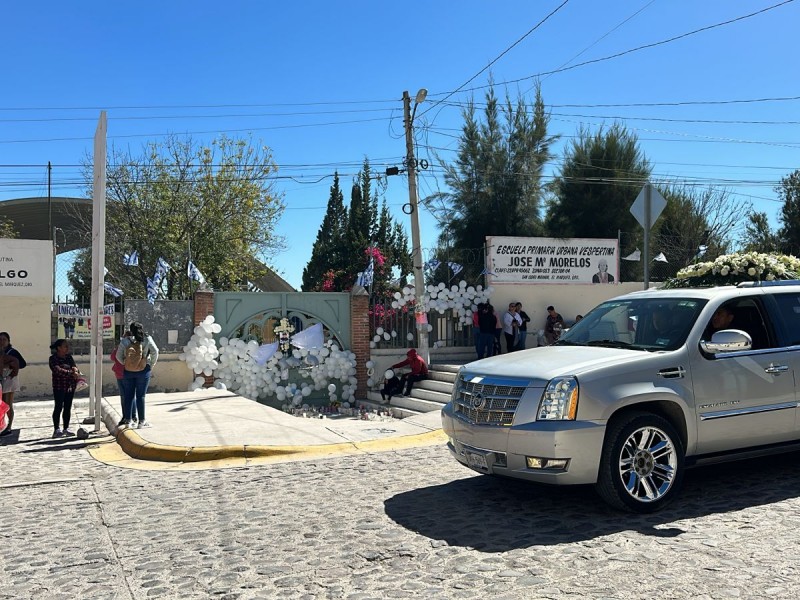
[465,449,489,471]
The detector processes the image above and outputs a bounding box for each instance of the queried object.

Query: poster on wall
[0,239,54,297]
[57,304,115,340]
[487,236,619,284]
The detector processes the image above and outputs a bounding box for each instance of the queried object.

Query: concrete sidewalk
[98,389,446,464]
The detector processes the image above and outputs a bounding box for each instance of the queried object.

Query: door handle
[765,364,789,374]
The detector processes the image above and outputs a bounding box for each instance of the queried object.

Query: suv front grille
[453,376,526,426]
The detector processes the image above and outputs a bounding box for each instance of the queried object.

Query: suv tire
[596,411,684,513]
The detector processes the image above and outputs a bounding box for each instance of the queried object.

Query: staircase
[365,362,465,418]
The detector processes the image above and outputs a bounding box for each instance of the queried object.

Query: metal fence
[368,299,472,349]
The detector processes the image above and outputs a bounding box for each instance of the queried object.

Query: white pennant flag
[291,323,325,350]
[622,248,641,261]
[253,342,279,366]
[653,252,668,263]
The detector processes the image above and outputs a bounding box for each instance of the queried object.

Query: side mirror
[700,329,752,355]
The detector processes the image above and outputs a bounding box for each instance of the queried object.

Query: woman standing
[49,339,80,438]
[116,322,158,428]
[0,331,25,437]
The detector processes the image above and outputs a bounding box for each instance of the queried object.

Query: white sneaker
[130,420,138,428]
[52,429,64,438]
[137,420,151,429]
[63,428,75,436]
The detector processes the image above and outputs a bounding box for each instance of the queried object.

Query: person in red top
[391,348,428,397]
[110,330,130,418]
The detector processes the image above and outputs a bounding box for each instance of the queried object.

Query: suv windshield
[558,297,708,351]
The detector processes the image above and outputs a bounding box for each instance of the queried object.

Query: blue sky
[2,0,799,291]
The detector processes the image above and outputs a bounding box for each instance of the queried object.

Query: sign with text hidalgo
[487,236,619,284]
[0,238,53,297]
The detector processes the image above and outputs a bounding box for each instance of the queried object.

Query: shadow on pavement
[384,450,800,552]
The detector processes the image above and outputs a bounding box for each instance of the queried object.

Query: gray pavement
[3,400,800,599]
[93,389,445,465]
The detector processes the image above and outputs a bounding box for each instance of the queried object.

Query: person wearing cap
[544,305,564,345]
[391,348,429,397]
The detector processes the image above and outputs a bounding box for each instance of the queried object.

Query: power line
[430,0,797,95]
[417,0,570,120]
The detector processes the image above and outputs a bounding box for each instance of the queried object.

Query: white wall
[0,239,54,361]
[488,282,644,335]
[15,354,194,399]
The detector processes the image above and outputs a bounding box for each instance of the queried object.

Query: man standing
[544,305,564,345]
[514,302,531,350]
[502,303,522,353]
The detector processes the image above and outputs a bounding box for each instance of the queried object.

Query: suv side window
[769,292,800,345]
[724,298,775,350]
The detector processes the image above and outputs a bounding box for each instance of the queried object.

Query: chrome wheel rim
[618,426,677,503]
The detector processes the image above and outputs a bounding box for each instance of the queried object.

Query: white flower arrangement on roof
[666,252,800,288]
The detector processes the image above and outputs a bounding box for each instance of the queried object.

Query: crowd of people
[0,321,157,441]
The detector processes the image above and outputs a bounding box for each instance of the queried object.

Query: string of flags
[621,248,669,263]
[424,259,464,275]
[480,266,495,276]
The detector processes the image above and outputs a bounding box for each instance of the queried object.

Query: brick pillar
[350,290,370,400]
[193,289,215,387]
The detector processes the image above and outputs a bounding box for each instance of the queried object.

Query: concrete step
[364,392,422,419]
[391,395,446,414]
[427,369,458,384]
[416,378,453,395]
[364,389,439,415]
[430,363,467,374]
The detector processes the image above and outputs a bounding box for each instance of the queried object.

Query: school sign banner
[487,236,619,284]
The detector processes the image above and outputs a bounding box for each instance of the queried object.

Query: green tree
[0,217,17,239]
[302,160,410,293]
[70,135,285,300]
[425,83,556,281]
[777,169,800,255]
[742,211,781,253]
[651,184,748,279]
[545,123,651,239]
[302,172,348,291]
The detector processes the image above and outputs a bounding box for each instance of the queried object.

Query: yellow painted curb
[111,424,446,465]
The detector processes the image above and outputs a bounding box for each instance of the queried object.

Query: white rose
[747,267,756,276]
[720,266,729,276]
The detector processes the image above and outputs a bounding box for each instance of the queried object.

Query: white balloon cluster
[179,315,223,391]
[211,339,358,406]
[390,281,494,326]
[369,326,399,349]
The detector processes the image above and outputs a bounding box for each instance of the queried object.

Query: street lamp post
[402,89,430,365]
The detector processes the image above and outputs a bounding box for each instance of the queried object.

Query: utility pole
[403,89,429,365]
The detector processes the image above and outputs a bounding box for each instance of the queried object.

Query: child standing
[49,339,80,438]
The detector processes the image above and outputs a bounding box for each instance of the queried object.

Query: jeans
[53,389,75,429]
[116,379,126,413]
[473,326,480,356]
[477,332,494,359]
[516,330,528,350]
[123,366,151,421]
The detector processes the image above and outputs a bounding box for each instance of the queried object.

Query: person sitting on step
[391,349,429,397]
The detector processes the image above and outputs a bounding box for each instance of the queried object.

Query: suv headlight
[537,377,579,420]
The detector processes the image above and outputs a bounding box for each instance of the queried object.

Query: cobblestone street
[2,399,800,599]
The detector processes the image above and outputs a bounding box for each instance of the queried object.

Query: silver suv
[441,281,800,512]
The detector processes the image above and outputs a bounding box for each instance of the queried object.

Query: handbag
[0,399,9,430]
